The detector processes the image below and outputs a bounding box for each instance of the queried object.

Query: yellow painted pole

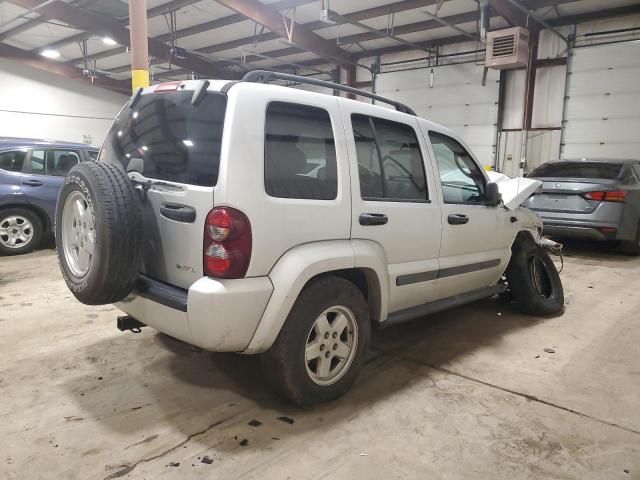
[128,0,149,92]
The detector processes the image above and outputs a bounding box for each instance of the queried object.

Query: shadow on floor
[555,237,637,262]
[59,295,556,456]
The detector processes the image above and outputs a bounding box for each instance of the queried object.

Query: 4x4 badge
[176,264,194,272]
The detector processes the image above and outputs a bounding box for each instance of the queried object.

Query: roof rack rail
[241,70,417,116]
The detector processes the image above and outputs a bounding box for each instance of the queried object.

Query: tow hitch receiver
[117,315,146,333]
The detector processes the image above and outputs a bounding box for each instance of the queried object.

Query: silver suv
[55,71,564,406]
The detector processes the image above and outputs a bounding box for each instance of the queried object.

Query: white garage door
[376,63,500,168]
[562,41,640,159]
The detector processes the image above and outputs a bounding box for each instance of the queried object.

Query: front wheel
[505,236,564,316]
[261,276,371,406]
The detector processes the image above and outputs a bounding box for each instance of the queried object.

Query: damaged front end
[487,171,563,256]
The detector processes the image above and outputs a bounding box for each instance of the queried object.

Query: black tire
[505,236,564,316]
[0,208,43,255]
[261,276,371,406]
[55,161,143,305]
[619,223,640,256]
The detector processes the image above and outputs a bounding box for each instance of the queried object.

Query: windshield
[529,162,622,180]
[100,90,227,187]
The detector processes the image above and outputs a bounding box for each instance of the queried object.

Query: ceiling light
[40,49,61,59]
[102,37,117,46]
[182,139,194,147]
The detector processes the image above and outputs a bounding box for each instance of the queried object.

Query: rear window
[529,162,622,180]
[100,91,227,187]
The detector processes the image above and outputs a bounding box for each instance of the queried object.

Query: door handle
[359,213,388,226]
[22,179,43,187]
[160,203,196,223]
[448,213,469,225]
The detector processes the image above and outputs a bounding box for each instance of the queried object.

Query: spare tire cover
[56,161,143,305]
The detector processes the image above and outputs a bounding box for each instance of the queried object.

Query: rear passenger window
[31,149,80,177]
[0,150,27,172]
[351,114,427,202]
[264,102,337,200]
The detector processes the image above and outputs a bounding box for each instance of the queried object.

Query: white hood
[486,171,542,211]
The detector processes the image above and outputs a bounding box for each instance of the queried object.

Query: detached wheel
[506,236,564,316]
[55,161,143,305]
[0,208,43,255]
[261,276,370,406]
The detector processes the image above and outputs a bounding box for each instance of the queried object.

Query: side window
[86,150,99,161]
[264,102,337,200]
[429,132,486,204]
[0,150,27,172]
[30,149,80,176]
[351,114,428,202]
[30,149,46,174]
[633,164,640,180]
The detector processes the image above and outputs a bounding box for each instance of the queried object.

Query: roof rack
[241,70,417,116]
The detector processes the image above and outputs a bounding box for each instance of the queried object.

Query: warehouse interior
[1,0,640,478]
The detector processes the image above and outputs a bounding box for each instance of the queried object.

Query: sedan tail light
[203,207,252,278]
[583,190,627,203]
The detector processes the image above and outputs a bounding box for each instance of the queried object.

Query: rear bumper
[538,217,620,241]
[542,223,616,241]
[531,203,626,241]
[117,275,273,352]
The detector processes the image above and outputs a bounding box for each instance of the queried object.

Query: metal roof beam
[33,0,202,54]
[0,42,130,93]
[5,0,240,79]
[105,0,446,75]
[66,0,314,67]
[212,0,352,66]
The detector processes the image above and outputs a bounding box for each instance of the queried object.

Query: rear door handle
[160,203,196,223]
[22,179,43,187]
[448,213,469,225]
[359,213,388,226]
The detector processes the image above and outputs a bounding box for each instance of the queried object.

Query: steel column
[129,0,150,91]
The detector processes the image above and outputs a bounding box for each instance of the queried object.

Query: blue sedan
[0,138,99,255]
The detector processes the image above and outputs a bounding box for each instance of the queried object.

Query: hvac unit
[486,27,530,69]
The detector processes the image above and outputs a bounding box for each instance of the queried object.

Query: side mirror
[485,182,502,206]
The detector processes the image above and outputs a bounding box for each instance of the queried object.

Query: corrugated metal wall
[375,63,500,168]
[562,41,640,159]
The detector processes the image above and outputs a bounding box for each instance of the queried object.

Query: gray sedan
[525,158,640,255]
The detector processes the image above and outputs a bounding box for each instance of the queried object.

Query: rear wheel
[620,223,640,256]
[0,208,43,256]
[505,236,564,316]
[261,276,371,406]
[56,161,143,304]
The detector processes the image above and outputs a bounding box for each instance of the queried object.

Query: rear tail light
[203,207,251,278]
[583,190,627,203]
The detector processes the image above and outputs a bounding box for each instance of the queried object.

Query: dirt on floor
[0,242,639,480]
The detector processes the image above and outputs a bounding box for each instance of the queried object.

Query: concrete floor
[1,243,639,480]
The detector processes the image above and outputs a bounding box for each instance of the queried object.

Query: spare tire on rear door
[55,161,143,305]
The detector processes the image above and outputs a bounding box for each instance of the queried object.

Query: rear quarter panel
[217,84,352,277]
